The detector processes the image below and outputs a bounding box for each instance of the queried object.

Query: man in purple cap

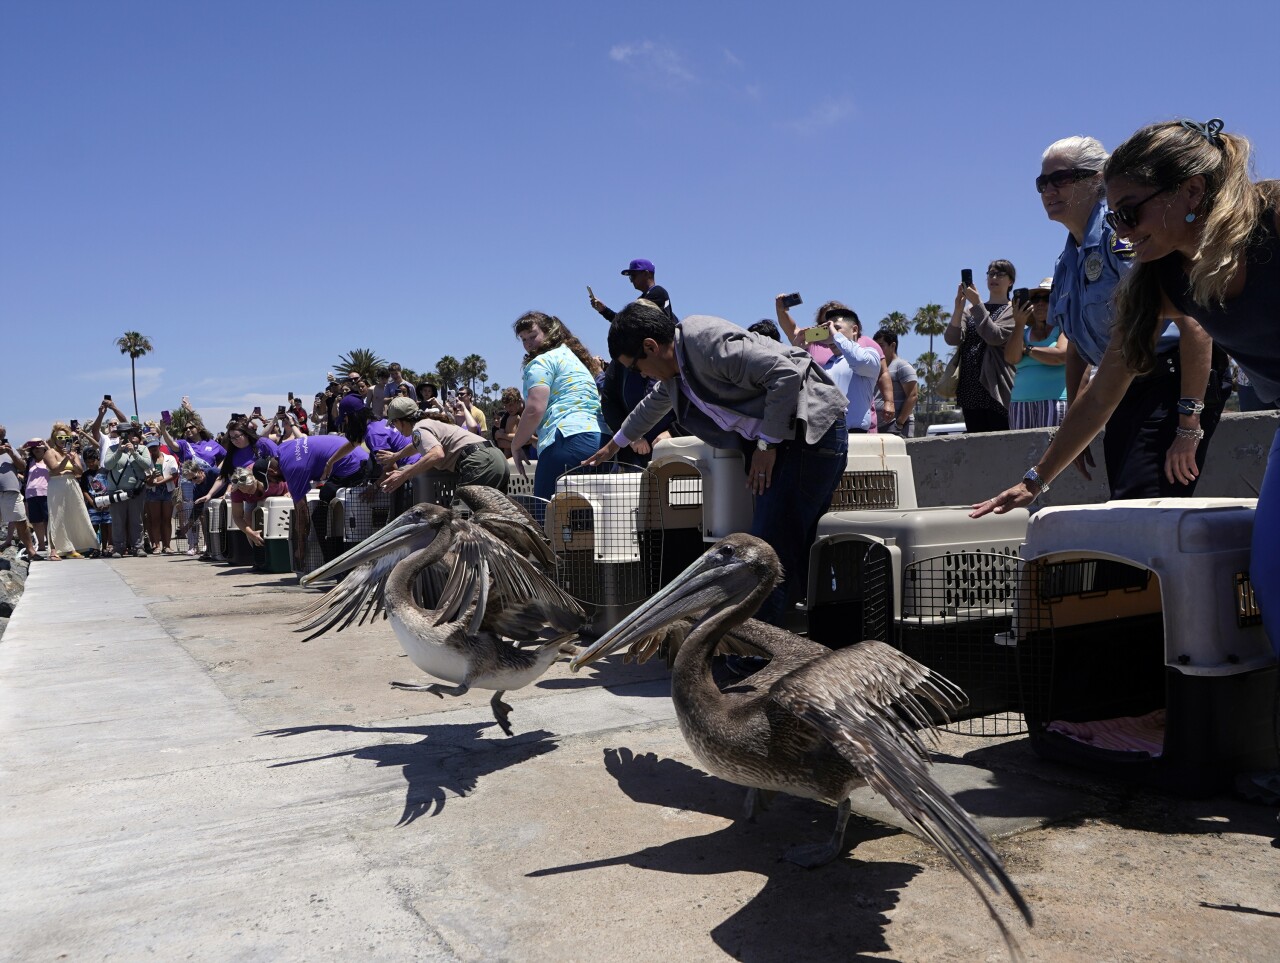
[589,258,676,322]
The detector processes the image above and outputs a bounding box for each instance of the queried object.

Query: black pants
[313,460,372,561]
[961,407,1009,433]
[1103,345,1231,499]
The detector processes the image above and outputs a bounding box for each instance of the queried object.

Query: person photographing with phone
[588,258,676,322]
[1003,278,1070,429]
[775,294,895,432]
[807,308,882,433]
[945,261,1018,433]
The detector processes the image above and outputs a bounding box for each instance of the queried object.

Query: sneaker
[186,548,198,557]
[108,551,122,559]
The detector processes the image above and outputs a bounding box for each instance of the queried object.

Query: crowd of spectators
[1,121,1275,656]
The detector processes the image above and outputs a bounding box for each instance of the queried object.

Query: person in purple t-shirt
[194,418,264,510]
[318,408,419,487]
[334,383,367,433]
[272,433,370,566]
[160,420,226,469]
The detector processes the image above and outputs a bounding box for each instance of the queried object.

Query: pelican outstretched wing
[433,519,584,639]
[770,641,1031,948]
[456,485,555,569]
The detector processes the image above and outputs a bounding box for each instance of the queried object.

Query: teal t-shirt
[522,344,605,453]
[1010,325,1068,402]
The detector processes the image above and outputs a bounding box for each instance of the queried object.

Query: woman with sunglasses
[1003,278,1070,429]
[978,120,1280,804]
[42,421,97,559]
[945,261,1019,432]
[1033,135,1228,498]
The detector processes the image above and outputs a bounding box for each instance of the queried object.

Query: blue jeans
[750,417,849,625]
[533,430,606,501]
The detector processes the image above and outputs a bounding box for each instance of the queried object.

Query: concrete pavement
[2,555,1278,962]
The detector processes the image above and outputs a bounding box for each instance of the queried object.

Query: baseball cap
[622,258,656,275]
[385,396,420,421]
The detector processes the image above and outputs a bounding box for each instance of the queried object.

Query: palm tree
[912,305,950,413]
[459,354,488,393]
[879,311,911,337]
[434,355,461,393]
[332,348,388,383]
[114,331,154,420]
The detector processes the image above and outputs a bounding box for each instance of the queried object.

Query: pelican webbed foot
[783,798,851,868]
[490,691,514,736]
[390,681,471,699]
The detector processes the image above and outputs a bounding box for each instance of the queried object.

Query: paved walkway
[2,557,1277,962]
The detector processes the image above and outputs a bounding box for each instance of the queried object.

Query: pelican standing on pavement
[295,486,584,735]
[572,533,1032,951]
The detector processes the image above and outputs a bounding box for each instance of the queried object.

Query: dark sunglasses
[1035,167,1097,194]
[1024,293,1051,304]
[1104,187,1171,232]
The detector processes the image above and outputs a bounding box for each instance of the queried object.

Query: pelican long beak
[570,549,745,671]
[299,510,443,585]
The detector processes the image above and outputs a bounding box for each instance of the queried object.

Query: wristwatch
[1022,466,1050,497]
[756,439,778,452]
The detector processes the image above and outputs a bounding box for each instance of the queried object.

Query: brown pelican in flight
[572,533,1032,949]
[295,486,584,735]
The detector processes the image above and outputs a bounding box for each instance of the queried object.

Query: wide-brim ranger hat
[622,258,656,275]
[385,396,420,422]
[1037,277,1053,292]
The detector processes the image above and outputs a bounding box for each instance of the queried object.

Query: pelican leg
[783,798,851,869]
[490,691,515,737]
[740,788,777,822]
[390,681,470,699]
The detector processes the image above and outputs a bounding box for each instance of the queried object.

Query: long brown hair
[513,311,602,376]
[1107,120,1280,372]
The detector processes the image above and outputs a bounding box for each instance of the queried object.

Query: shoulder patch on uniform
[1110,234,1136,260]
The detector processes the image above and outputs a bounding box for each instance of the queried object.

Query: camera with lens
[94,489,134,509]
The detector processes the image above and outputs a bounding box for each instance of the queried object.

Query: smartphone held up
[803,325,831,344]
[780,292,803,309]
[960,268,974,288]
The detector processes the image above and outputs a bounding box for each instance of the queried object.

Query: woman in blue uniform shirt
[1038,135,1227,498]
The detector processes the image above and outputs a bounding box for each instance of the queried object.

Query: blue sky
[3,1,1276,444]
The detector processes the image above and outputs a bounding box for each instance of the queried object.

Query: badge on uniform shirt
[1110,234,1136,260]
[1084,252,1103,282]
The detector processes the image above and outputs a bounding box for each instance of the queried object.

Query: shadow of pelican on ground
[259,721,558,825]
[529,747,916,962]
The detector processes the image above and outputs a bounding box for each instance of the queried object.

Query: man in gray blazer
[585,302,849,625]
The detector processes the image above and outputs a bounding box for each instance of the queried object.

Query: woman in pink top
[21,439,53,558]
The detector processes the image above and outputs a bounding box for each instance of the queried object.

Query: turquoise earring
[1185,212,1197,223]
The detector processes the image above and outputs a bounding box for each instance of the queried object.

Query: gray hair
[1042,136,1108,197]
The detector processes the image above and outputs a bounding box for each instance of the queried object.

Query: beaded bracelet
[1175,426,1205,442]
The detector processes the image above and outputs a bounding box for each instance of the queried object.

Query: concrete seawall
[905,410,1278,509]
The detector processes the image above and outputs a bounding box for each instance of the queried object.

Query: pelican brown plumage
[571,533,1032,952]
[294,486,585,735]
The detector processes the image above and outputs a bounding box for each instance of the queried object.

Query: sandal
[66,551,84,559]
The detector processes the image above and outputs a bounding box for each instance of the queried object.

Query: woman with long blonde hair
[43,421,97,558]
[976,117,1280,668]
[509,311,607,500]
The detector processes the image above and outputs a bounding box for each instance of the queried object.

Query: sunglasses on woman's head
[1035,167,1097,194]
[1104,187,1171,232]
